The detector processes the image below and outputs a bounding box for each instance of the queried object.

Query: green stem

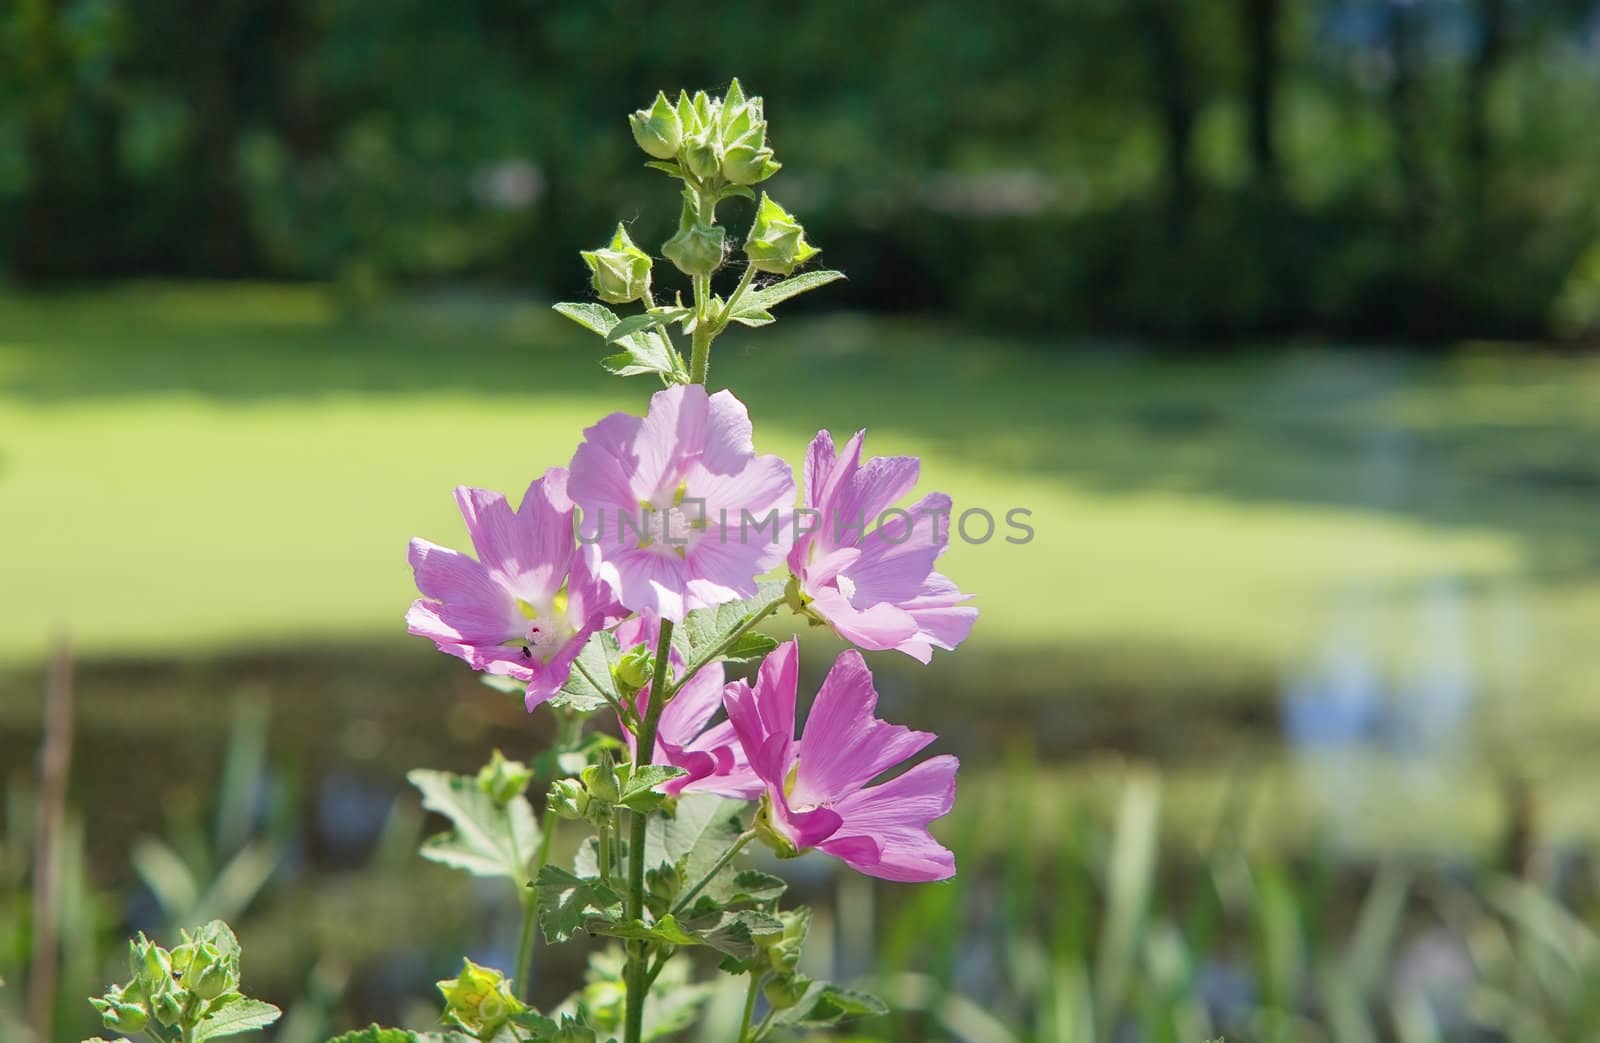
[672,830,756,915]
[623,619,676,1043]
[515,795,559,1001]
[735,973,764,1043]
[689,288,713,385]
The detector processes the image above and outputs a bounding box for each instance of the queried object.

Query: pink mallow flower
[407,469,623,711]
[788,429,977,662]
[723,639,958,882]
[568,385,795,624]
[613,616,762,799]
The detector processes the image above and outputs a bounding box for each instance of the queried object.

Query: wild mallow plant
[87,80,975,1043]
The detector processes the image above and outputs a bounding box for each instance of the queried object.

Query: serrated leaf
[717,184,757,202]
[725,869,787,904]
[682,908,784,960]
[601,330,681,380]
[771,982,888,1028]
[620,765,689,810]
[552,301,620,337]
[408,770,540,882]
[592,913,700,947]
[190,997,281,1041]
[321,1027,428,1043]
[644,794,747,886]
[535,865,622,944]
[643,160,685,179]
[743,270,845,312]
[730,308,775,328]
[675,581,784,670]
[604,313,664,345]
[551,631,624,713]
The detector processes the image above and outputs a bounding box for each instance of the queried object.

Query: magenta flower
[568,385,795,623]
[407,468,624,711]
[723,639,958,882]
[788,429,976,662]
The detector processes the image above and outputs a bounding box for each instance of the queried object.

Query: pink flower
[613,616,762,799]
[568,385,795,623]
[788,430,976,662]
[407,469,624,711]
[723,639,958,882]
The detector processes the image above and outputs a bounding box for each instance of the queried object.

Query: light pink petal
[569,414,647,535]
[455,479,573,603]
[792,651,935,804]
[656,661,726,749]
[844,491,951,608]
[801,429,837,510]
[636,384,709,494]
[799,546,861,589]
[523,625,596,710]
[834,454,921,542]
[405,600,533,678]
[722,640,799,784]
[898,571,978,660]
[814,430,865,533]
[692,454,796,538]
[807,586,919,653]
[700,389,760,475]
[610,549,691,621]
[683,537,779,610]
[407,538,520,643]
[823,756,959,881]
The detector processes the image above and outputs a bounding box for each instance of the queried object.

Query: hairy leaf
[551,631,624,713]
[536,865,622,944]
[743,269,845,312]
[190,997,281,1041]
[673,581,784,669]
[407,770,540,882]
[592,913,700,947]
[771,981,888,1028]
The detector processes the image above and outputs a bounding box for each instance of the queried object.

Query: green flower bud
[546,778,591,821]
[149,983,186,1027]
[612,645,652,694]
[130,935,175,993]
[580,224,653,305]
[437,959,526,1038]
[476,748,535,806]
[185,942,234,1001]
[663,195,726,278]
[92,984,151,1033]
[628,91,682,160]
[744,194,819,276]
[681,130,723,181]
[645,862,682,902]
[764,973,813,1012]
[722,128,780,186]
[582,749,620,804]
[763,908,811,976]
[554,1013,601,1043]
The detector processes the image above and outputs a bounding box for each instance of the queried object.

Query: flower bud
[185,942,234,1001]
[149,983,186,1027]
[582,749,620,804]
[546,778,591,821]
[763,907,811,976]
[437,959,526,1038]
[744,194,819,275]
[645,862,682,902]
[92,985,151,1033]
[764,973,813,1012]
[130,935,175,993]
[580,224,652,305]
[722,128,780,186]
[476,749,535,806]
[612,646,653,694]
[680,130,723,181]
[628,91,682,160]
[663,196,726,278]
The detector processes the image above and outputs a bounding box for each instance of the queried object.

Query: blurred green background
[6,1,1600,1041]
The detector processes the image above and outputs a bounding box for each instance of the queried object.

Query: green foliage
[407,769,540,882]
[90,920,280,1041]
[535,866,623,945]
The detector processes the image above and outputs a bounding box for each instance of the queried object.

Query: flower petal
[792,650,935,805]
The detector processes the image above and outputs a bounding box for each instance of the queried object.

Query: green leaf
[535,865,622,944]
[190,997,281,1041]
[592,913,700,947]
[682,908,784,960]
[551,631,624,713]
[716,183,757,203]
[644,794,747,891]
[729,307,775,328]
[552,301,620,337]
[407,769,540,882]
[743,269,845,312]
[604,313,664,345]
[643,160,685,179]
[321,1028,423,1043]
[725,869,787,904]
[770,981,889,1028]
[674,581,784,670]
[601,330,681,381]
[619,765,689,810]
[640,972,712,1041]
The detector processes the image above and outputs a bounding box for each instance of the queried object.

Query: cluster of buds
[607,79,818,284]
[476,748,535,806]
[437,959,527,1039]
[547,748,619,826]
[91,922,256,1037]
[629,79,780,189]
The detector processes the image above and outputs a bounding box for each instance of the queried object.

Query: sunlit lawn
[5,283,1600,846]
